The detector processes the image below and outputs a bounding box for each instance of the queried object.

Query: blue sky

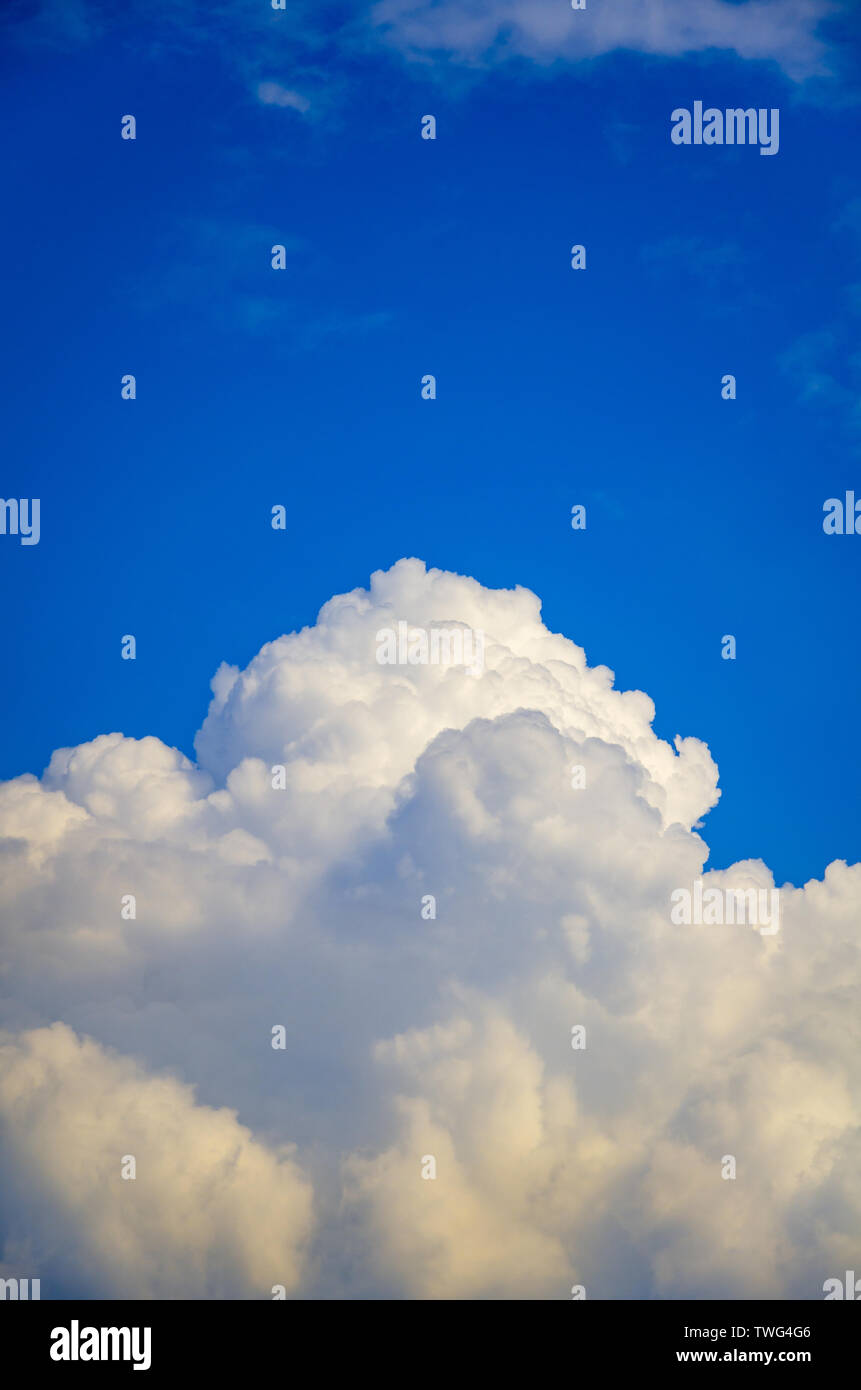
[1,0,859,888]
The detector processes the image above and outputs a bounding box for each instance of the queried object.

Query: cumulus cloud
[0,559,859,1299]
[0,1024,312,1299]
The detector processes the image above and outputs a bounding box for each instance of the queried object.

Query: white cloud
[0,1023,313,1299]
[0,559,858,1298]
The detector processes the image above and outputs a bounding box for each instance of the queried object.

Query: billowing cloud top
[1,560,858,1298]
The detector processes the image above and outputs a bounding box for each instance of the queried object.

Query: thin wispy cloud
[2,0,847,90]
[369,0,837,80]
[256,81,311,114]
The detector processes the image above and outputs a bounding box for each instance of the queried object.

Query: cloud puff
[195,559,720,848]
[256,81,310,113]
[0,1023,312,1299]
[0,559,859,1298]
